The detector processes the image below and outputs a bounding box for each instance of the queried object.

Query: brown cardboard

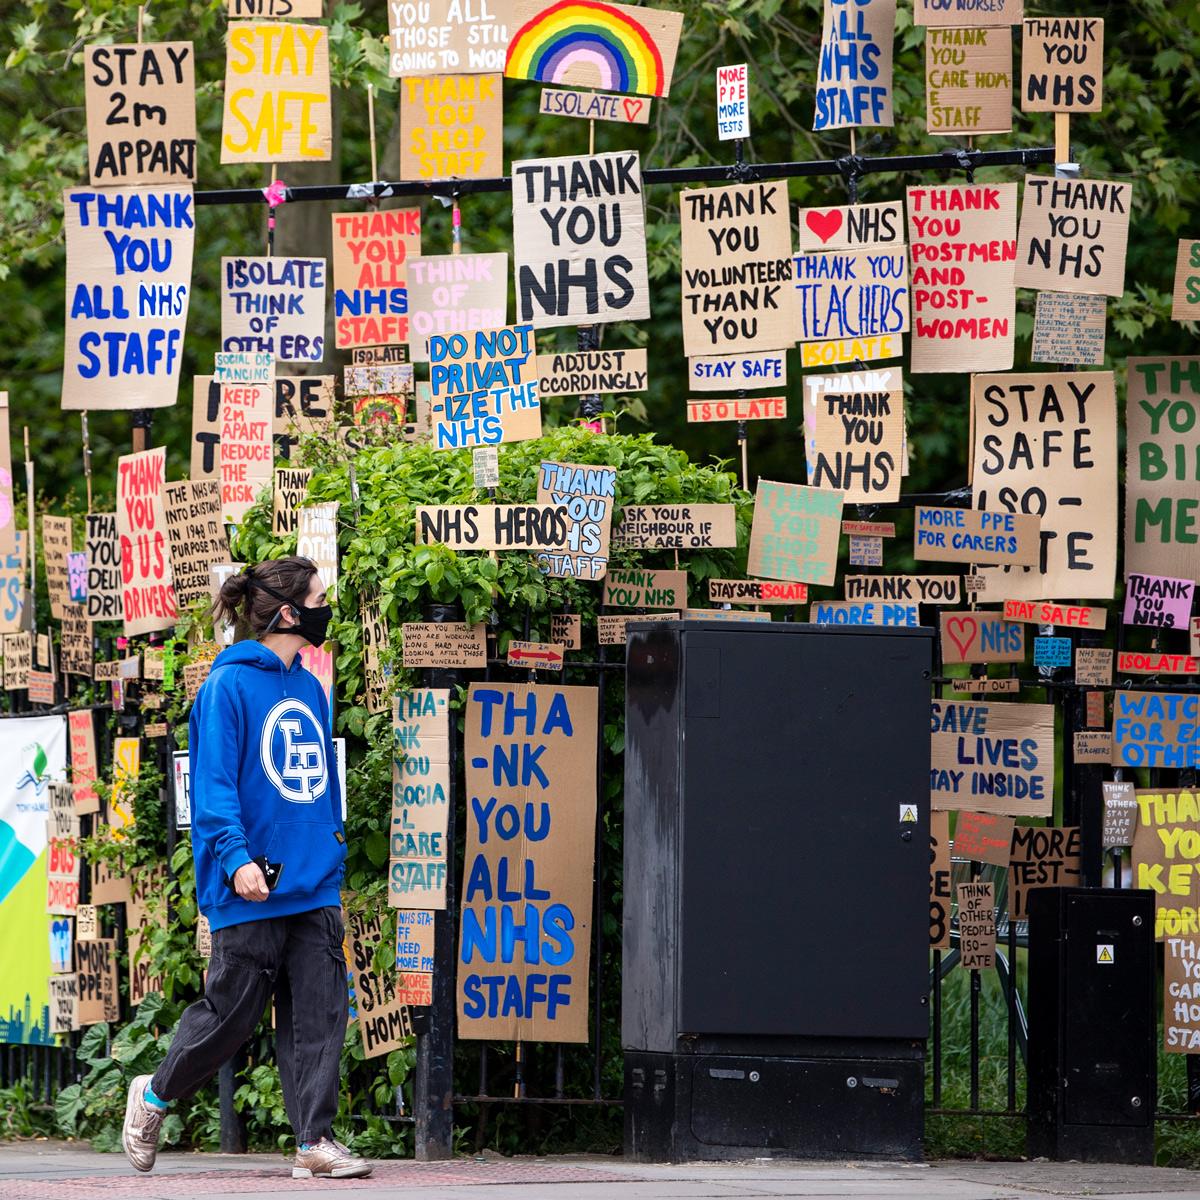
[391,0,513,76]
[797,201,904,253]
[952,677,1021,695]
[459,682,598,1042]
[1015,178,1132,297]
[506,1,681,97]
[686,396,787,423]
[1101,780,1136,849]
[507,641,564,671]
[27,670,55,704]
[1021,17,1103,113]
[220,256,325,363]
[747,480,843,587]
[1074,731,1113,762]
[536,462,616,581]
[597,613,678,645]
[794,246,910,345]
[297,501,338,597]
[813,0,895,131]
[115,447,178,636]
[274,374,337,458]
[61,606,94,679]
[76,905,98,941]
[228,0,325,13]
[842,520,897,537]
[550,614,581,650]
[415,503,569,552]
[905,183,1018,373]
[163,480,230,609]
[42,516,73,620]
[407,253,507,361]
[2,632,29,690]
[85,42,196,185]
[931,699,1055,816]
[196,913,212,958]
[679,182,796,357]
[681,608,771,624]
[1117,651,1200,676]
[220,22,331,163]
[331,208,422,349]
[128,924,164,1008]
[689,350,788,392]
[512,152,650,329]
[49,975,80,1034]
[0,395,15,555]
[955,812,1014,866]
[346,909,412,1059]
[914,0,1023,25]
[1000,599,1106,630]
[708,579,808,606]
[1173,239,1200,321]
[810,599,919,627]
[1164,936,1200,1053]
[216,351,274,523]
[68,709,101,816]
[344,364,414,399]
[1125,358,1200,580]
[61,185,194,411]
[938,611,1025,664]
[614,505,738,551]
[84,513,122,622]
[191,376,221,480]
[926,27,1013,136]
[1032,291,1106,366]
[957,881,996,969]
[809,388,903,503]
[1132,790,1200,939]
[182,660,211,702]
[1009,825,1081,919]
[400,74,502,182]
[845,575,960,604]
[1076,646,1113,686]
[272,467,312,537]
[401,622,486,668]
[1085,689,1105,728]
[971,371,1117,599]
[539,87,652,124]
[930,810,952,950]
[536,349,647,398]
[914,506,1040,566]
[76,938,119,1024]
[603,569,687,610]
[361,599,389,714]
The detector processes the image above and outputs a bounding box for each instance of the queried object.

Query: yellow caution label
[1096,944,1114,964]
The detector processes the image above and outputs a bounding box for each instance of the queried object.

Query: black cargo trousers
[150,906,348,1147]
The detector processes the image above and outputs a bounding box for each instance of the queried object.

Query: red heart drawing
[944,616,978,661]
[622,98,644,122]
[805,208,843,244]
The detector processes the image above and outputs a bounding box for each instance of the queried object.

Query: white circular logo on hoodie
[259,698,328,804]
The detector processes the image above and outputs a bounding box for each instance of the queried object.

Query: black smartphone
[224,856,284,894]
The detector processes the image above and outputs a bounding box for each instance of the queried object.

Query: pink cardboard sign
[1123,574,1195,630]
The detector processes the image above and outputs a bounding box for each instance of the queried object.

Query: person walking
[121,556,370,1181]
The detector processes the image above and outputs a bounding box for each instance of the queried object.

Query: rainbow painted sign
[506,0,683,99]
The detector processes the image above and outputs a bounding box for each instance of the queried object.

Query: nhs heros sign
[813,0,896,132]
[459,683,599,1043]
[62,187,194,410]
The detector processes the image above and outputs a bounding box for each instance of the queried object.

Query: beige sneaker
[121,1074,165,1173]
[292,1137,373,1180]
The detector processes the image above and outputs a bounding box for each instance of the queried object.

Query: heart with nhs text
[805,209,843,244]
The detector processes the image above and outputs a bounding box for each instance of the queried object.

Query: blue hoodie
[189,640,346,931]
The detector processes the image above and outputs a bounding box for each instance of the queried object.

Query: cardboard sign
[1133,790,1200,939]
[708,579,808,606]
[406,252,508,361]
[76,904,98,941]
[930,699,1055,816]
[163,480,230,609]
[331,208,422,348]
[1021,17,1103,113]
[1015,178,1132,297]
[1034,636,1072,669]
[273,374,337,459]
[61,607,94,679]
[429,324,542,449]
[845,575,959,604]
[797,201,903,254]
[794,246,910,346]
[811,600,919,627]
[68,710,101,816]
[536,461,616,581]
[679,182,795,357]
[359,600,389,713]
[507,641,565,671]
[957,881,996,969]
[747,480,843,587]
[1164,936,1200,1053]
[61,186,194,410]
[459,682,599,1042]
[597,612,678,645]
[686,396,786,423]
[954,677,1020,696]
[1008,825,1081,920]
[926,27,1012,135]
[220,256,325,363]
[848,536,882,566]
[220,22,331,163]
[1073,731,1112,762]
[550,613,581,649]
[512,151,650,329]
[1031,291,1106,366]
[955,812,1014,866]
[716,62,749,139]
[930,810,952,950]
[3,632,30,689]
[84,42,196,185]
[1173,239,1200,321]
[1113,691,1200,769]
[914,0,1023,26]
[390,0,513,76]
[272,467,312,538]
[1076,646,1112,686]
[614,505,737,551]
[41,516,72,619]
[415,503,568,552]
[84,513,122,622]
[296,501,338,597]
[939,611,1025,664]
[905,183,1017,372]
[49,975,80,1034]
[1001,599,1106,630]
[603,568,687,610]
[347,909,412,1058]
[400,74,502,181]
[539,87,651,124]
[682,608,770,624]
[689,351,787,392]
[808,388,903,503]
[401,621,487,668]
[1124,574,1194,629]
[1125,358,1200,580]
[914,506,1040,566]
[76,938,119,1024]
[1117,651,1200,676]
[390,689,451,909]
[843,520,897,537]
[344,364,414,399]
[971,371,1117,600]
[1101,780,1136,849]
[813,0,895,131]
[115,447,177,636]
[216,351,274,522]
[536,349,646,398]
[506,0,682,97]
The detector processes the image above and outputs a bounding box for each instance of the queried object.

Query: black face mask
[247,574,332,647]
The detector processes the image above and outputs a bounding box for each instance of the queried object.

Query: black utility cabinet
[623,621,933,1161]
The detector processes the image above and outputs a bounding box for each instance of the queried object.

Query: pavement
[0,1143,1198,1200]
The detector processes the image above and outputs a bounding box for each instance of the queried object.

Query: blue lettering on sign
[1033,636,1072,668]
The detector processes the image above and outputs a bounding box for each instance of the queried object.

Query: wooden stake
[23,427,36,635]
[849,128,856,156]
[739,428,749,492]
[1054,112,1071,164]
[136,5,145,42]
[588,117,595,157]
[80,414,93,512]
[367,83,379,182]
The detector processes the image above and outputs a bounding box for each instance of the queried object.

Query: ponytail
[210,556,319,638]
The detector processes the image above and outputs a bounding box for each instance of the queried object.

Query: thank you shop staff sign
[458,682,598,1043]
